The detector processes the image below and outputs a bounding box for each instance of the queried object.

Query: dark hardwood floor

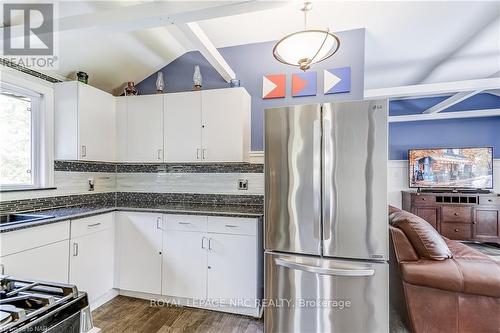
[92,296,264,333]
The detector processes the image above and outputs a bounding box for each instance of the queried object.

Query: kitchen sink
[0,213,55,226]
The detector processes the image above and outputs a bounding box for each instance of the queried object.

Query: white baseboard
[90,289,119,311]
[118,289,261,318]
[249,151,264,164]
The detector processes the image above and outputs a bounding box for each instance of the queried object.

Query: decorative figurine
[124,82,138,96]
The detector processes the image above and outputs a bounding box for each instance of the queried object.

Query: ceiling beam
[364,77,500,99]
[422,90,484,114]
[1,1,293,38]
[177,22,235,82]
[389,108,500,123]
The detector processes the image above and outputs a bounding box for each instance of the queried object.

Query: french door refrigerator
[264,100,389,333]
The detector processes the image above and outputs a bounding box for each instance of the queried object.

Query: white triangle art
[262,76,278,98]
[324,70,342,94]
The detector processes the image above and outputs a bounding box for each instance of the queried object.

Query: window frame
[0,82,43,191]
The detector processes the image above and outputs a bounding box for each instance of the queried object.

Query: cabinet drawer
[164,214,207,232]
[1,221,70,257]
[479,196,500,206]
[71,213,113,238]
[441,223,472,240]
[207,216,257,236]
[442,206,473,223]
[412,195,435,204]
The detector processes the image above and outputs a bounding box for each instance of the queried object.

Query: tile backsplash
[1,161,264,207]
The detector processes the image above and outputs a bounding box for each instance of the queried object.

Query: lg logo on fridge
[2,3,58,69]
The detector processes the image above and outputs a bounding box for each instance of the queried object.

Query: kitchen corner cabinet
[54,81,116,161]
[69,213,114,305]
[0,221,70,283]
[115,212,163,294]
[115,95,164,162]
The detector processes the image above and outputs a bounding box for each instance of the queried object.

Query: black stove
[0,276,95,333]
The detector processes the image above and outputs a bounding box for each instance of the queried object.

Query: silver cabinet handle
[275,258,374,277]
[87,223,101,228]
[202,149,206,160]
[157,217,163,230]
[196,148,201,160]
[201,236,207,249]
[157,149,163,160]
[225,224,238,228]
[178,222,191,225]
[73,243,79,257]
[208,238,212,250]
[81,145,87,157]
[0,264,4,275]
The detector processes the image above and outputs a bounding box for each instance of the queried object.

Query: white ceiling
[32,1,500,94]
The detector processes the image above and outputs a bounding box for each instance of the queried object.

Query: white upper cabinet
[201,88,251,162]
[162,87,251,163]
[124,95,164,162]
[164,91,202,162]
[55,81,116,161]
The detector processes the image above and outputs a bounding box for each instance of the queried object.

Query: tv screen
[408,147,493,189]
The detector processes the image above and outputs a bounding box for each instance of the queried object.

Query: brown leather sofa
[389,206,500,333]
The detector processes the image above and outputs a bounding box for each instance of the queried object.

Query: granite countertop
[0,203,263,233]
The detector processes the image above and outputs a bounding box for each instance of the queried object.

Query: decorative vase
[155,72,165,93]
[124,82,138,96]
[193,65,202,90]
[76,71,88,84]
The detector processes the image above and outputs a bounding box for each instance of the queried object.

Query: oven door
[264,252,389,333]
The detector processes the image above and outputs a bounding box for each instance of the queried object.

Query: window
[0,83,42,190]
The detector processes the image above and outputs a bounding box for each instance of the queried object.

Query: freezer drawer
[264,252,388,333]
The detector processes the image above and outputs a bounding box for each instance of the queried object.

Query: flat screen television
[408,147,493,189]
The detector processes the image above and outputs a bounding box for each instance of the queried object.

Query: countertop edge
[0,206,263,233]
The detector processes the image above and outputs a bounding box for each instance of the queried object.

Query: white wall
[388,159,500,208]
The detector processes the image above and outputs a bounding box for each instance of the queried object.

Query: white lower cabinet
[69,213,114,306]
[0,221,70,283]
[206,233,257,306]
[160,214,261,316]
[115,212,163,294]
[162,229,207,299]
[0,240,69,283]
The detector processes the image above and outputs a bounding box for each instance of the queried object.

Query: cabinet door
[412,207,440,230]
[201,88,249,162]
[78,83,116,161]
[164,92,202,162]
[126,95,164,162]
[115,97,128,162]
[475,209,499,242]
[0,240,69,283]
[207,233,257,306]
[115,212,163,294]
[69,229,114,304]
[162,230,207,299]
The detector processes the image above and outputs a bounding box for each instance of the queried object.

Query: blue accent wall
[136,29,366,151]
[389,116,500,160]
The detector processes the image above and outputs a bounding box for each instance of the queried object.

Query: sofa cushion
[389,209,452,260]
[401,257,500,298]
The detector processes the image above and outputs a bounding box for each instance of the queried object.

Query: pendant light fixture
[272,2,340,71]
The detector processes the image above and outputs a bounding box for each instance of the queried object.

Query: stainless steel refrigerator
[264,100,389,333]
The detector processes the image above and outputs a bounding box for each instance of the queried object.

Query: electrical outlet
[88,179,95,191]
[237,179,248,190]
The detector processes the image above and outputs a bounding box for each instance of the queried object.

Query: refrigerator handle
[313,119,321,241]
[322,116,332,240]
[275,258,374,277]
